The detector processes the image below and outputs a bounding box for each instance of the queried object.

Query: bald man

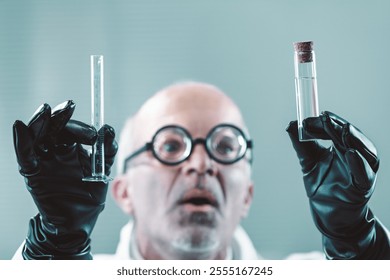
[109,82,256,260]
[12,81,389,260]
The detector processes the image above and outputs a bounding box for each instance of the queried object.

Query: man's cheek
[223,169,248,189]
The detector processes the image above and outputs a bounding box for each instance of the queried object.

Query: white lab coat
[93,221,261,260]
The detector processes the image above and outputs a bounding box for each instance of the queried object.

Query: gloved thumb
[101,124,117,167]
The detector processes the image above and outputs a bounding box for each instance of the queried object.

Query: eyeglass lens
[152,127,192,164]
[207,126,246,162]
[152,125,247,164]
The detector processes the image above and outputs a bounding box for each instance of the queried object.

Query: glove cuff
[22,214,92,260]
[323,216,390,260]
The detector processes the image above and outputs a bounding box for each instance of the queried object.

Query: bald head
[117,81,249,173]
[136,82,245,127]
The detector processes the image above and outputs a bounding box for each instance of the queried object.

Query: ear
[241,181,254,218]
[111,175,134,215]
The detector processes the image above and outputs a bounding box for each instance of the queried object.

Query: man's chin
[170,226,221,259]
[163,210,224,258]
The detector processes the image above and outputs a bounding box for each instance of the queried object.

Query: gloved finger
[345,149,377,192]
[342,124,379,173]
[13,120,40,176]
[27,103,52,144]
[46,100,76,142]
[303,111,345,151]
[322,111,351,152]
[100,124,118,171]
[286,120,329,173]
[305,111,379,172]
[57,120,97,146]
[301,116,329,139]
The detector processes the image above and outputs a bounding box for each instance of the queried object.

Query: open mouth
[179,191,219,209]
[181,197,218,207]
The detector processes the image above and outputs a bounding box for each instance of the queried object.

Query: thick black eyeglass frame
[122,123,253,173]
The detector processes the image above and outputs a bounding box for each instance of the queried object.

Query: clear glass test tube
[293,41,320,141]
[83,55,112,183]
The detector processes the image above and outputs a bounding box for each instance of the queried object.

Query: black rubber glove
[13,100,118,260]
[286,111,390,259]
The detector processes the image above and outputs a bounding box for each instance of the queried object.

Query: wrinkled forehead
[134,84,248,143]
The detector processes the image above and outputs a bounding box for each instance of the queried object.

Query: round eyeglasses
[122,123,253,172]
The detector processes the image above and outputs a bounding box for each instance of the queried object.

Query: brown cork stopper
[293,41,314,63]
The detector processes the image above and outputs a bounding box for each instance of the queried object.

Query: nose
[182,143,217,176]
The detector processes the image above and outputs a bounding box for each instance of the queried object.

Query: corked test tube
[293,41,320,141]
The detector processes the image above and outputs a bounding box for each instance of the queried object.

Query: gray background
[1,0,389,260]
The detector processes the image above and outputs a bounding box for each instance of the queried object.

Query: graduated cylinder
[83,55,112,183]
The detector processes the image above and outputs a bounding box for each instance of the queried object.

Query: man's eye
[163,140,182,153]
[215,140,235,155]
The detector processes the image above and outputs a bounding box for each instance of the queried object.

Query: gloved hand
[286,111,390,259]
[13,100,118,260]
